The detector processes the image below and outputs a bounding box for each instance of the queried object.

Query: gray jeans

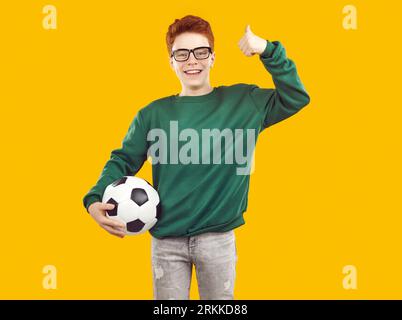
[151,229,238,300]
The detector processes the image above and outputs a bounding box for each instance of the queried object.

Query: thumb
[245,24,252,34]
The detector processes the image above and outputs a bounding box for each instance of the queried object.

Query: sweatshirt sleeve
[249,40,310,130]
[82,110,148,213]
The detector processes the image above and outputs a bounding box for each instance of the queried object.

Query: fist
[238,25,267,57]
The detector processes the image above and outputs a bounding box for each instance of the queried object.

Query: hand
[88,202,126,238]
[238,25,267,57]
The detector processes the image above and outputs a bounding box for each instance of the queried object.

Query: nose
[186,51,198,64]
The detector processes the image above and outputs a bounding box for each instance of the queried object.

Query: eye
[194,48,210,59]
[174,50,189,60]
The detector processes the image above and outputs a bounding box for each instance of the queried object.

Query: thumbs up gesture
[238,25,268,57]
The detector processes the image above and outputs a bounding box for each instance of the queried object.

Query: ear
[169,56,174,70]
[210,52,215,68]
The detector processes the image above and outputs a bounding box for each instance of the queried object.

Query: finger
[246,46,255,55]
[103,225,126,238]
[238,36,246,49]
[245,24,250,34]
[243,46,253,57]
[101,202,116,210]
[102,217,125,229]
[106,220,126,230]
[240,41,249,53]
[238,37,246,48]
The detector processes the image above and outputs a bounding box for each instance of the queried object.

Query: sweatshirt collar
[171,86,219,103]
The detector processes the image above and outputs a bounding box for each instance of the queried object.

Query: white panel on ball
[101,176,161,236]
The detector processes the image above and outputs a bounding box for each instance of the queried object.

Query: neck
[179,84,213,97]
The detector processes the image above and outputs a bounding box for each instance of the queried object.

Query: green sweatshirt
[83,40,310,239]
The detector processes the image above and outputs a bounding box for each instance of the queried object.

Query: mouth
[184,69,203,77]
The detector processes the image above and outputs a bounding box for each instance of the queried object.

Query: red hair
[166,15,214,56]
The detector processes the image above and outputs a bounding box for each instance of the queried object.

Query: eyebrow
[174,46,209,50]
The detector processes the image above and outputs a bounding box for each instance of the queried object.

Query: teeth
[185,70,201,74]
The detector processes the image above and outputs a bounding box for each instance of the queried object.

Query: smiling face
[169,32,215,96]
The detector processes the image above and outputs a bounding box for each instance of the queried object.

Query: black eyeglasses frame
[170,46,212,62]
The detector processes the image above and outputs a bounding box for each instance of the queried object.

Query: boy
[83,15,310,300]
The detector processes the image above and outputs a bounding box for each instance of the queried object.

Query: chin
[184,80,203,86]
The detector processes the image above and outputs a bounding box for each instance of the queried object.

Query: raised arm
[238,25,310,129]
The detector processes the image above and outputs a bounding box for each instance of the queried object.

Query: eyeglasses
[170,46,212,62]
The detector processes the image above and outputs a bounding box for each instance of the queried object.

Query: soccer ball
[102,176,161,235]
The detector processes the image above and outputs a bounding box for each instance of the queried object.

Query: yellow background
[0,0,401,299]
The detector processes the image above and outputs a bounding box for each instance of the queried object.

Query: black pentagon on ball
[156,201,162,220]
[127,218,145,232]
[106,198,118,216]
[131,188,148,206]
[112,176,127,187]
